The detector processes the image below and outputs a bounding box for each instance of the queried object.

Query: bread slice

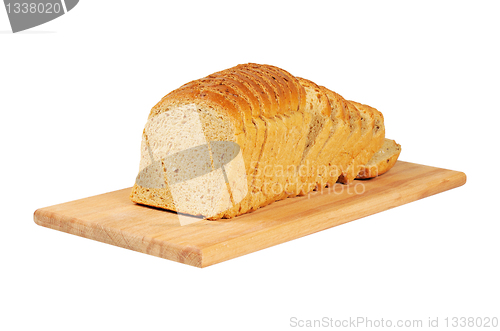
[262,65,308,199]
[336,99,375,184]
[256,66,310,198]
[327,100,362,186]
[246,64,309,205]
[346,101,386,182]
[243,65,291,205]
[314,87,350,189]
[254,64,304,203]
[201,74,264,217]
[202,83,256,216]
[216,65,310,212]
[357,138,401,179]
[207,68,276,216]
[295,77,333,195]
[230,67,282,211]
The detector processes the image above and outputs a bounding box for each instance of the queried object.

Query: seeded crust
[131,63,398,219]
[357,139,401,179]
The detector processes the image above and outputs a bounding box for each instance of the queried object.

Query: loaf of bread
[130,63,401,219]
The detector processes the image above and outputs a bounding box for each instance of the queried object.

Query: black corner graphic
[65,0,77,11]
[3,0,79,33]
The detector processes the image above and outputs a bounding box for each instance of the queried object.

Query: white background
[1,1,499,330]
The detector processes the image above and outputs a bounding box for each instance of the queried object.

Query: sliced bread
[131,63,399,219]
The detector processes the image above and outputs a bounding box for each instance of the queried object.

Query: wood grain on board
[34,161,466,267]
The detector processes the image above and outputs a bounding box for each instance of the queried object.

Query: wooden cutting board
[34,161,466,268]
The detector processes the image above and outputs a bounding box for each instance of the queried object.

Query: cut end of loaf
[131,101,249,219]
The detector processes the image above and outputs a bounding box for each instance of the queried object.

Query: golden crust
[233,66,279,117]
[248,64,291,114]
[266,65,300,113]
